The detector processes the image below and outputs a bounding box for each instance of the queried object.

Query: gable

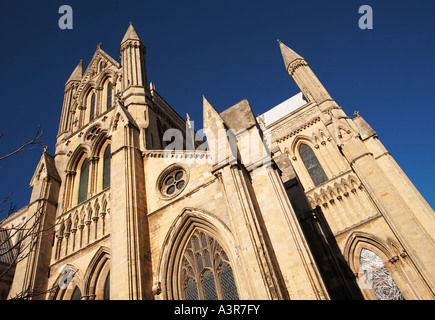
[29,151,61,187]
[74,45,121,103]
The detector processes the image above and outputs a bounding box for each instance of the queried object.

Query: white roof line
[258,92,307,127]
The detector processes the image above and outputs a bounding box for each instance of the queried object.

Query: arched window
[70,286,82,300]
[78,158,89,204]
[360,248,404,300]
[103,145,111,190]
[106,82,112,111]
[103,272,110,300]
[89,93,96,121]
[181,230,239,300]
[299,143,328,186]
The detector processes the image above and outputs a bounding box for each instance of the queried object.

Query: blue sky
[0,0,434,220]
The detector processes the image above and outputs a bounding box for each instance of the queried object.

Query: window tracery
[157,165,188,199]
[86,126,102,142]
[360,248,404,300]
[181,230,239,300]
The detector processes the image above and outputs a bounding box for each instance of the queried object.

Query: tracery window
[299,143,328,186]
[86,126,101,142]
[162,169,186,197]
[77,158,89,204]
[360,248,404,300]
[181,230,239,300]
[157,165,188,199]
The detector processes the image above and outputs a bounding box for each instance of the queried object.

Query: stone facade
[0,24,434,300]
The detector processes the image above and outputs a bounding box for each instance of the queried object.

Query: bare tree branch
[0,126,43,161]
[0,126,50,299]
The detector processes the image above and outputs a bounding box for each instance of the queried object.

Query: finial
[129,21,133,26]
[97,42,103,49]
[257,114,266,129]
[277,39,282,44]
[186,113,192,129]
[353,111,360,117]
[43,146,49,153]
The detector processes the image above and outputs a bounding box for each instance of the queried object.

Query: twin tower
[1,23,434,300]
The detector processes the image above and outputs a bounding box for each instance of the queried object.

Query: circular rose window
[157,166,188,199]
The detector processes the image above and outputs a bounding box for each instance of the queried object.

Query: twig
[0,126,43,161]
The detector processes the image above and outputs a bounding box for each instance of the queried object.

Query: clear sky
[0,0,434,221]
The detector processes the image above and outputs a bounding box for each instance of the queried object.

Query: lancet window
[89,93,96,122]
[299,143,328,186]
[77,158,89,204]
[106,82,112,111]
[67,139,111,209]
[102,144,111,190]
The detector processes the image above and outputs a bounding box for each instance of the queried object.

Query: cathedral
[0,23,434,300]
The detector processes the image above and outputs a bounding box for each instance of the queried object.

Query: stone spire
[121,22,142,44]
[277,39,304,72]
[277,39,337,110]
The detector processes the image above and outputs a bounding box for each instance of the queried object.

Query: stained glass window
[360,248,404,300]
[89,93,96,122]
[299,143,328,186]
[185,278,199,300]
[219,262,239,300]
[103,145,111,189]
[78,158,89,204]
[181,230,239,300]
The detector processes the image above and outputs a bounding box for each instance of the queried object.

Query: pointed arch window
[89,92,96,121]
[70,286,82,300]
[106,82,112,111]
[299,143,328,186]
[360,248,404,300]
[181,230,239,300]
[78,158,89,204]
[103,145,111,190]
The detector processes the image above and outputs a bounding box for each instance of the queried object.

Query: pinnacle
[203,95,227,130]
[65,59,84,85]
